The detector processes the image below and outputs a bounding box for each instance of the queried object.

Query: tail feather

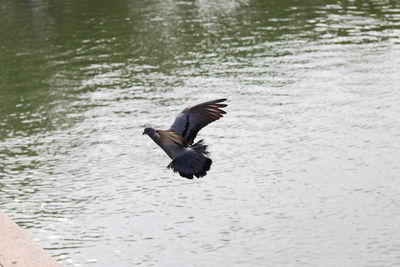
[167,140,212,179]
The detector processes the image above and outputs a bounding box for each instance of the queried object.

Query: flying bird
[143,99,227,179]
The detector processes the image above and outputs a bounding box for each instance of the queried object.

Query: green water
[1,0,400,266]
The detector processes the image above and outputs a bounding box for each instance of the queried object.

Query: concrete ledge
[0,210,60,267]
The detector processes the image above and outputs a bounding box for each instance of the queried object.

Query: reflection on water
[1,0,400,266]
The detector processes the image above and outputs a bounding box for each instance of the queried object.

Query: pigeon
[143,99,227,179]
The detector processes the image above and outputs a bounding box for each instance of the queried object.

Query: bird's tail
[167,140,212,179]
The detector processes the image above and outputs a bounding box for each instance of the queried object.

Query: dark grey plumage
[143,99,227,179]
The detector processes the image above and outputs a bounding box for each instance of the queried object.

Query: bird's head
[142,127,157,136]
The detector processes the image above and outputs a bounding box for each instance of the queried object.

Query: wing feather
[169,99,227,144]
[157,130,187,159]
[158,130,187,147]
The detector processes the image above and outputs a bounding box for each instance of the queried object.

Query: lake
[1,0,400,266]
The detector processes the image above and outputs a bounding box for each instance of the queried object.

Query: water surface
[1,0,400,266]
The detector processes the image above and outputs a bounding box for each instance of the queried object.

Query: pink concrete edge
[0,210,60,267]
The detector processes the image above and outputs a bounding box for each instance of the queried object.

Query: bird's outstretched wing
[169,99,227,145]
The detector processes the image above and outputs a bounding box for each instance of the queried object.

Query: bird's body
[143,99,227,179]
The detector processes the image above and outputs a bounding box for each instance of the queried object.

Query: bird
[143,99,227,179]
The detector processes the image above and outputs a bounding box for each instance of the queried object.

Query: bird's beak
[142,132,145,135]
